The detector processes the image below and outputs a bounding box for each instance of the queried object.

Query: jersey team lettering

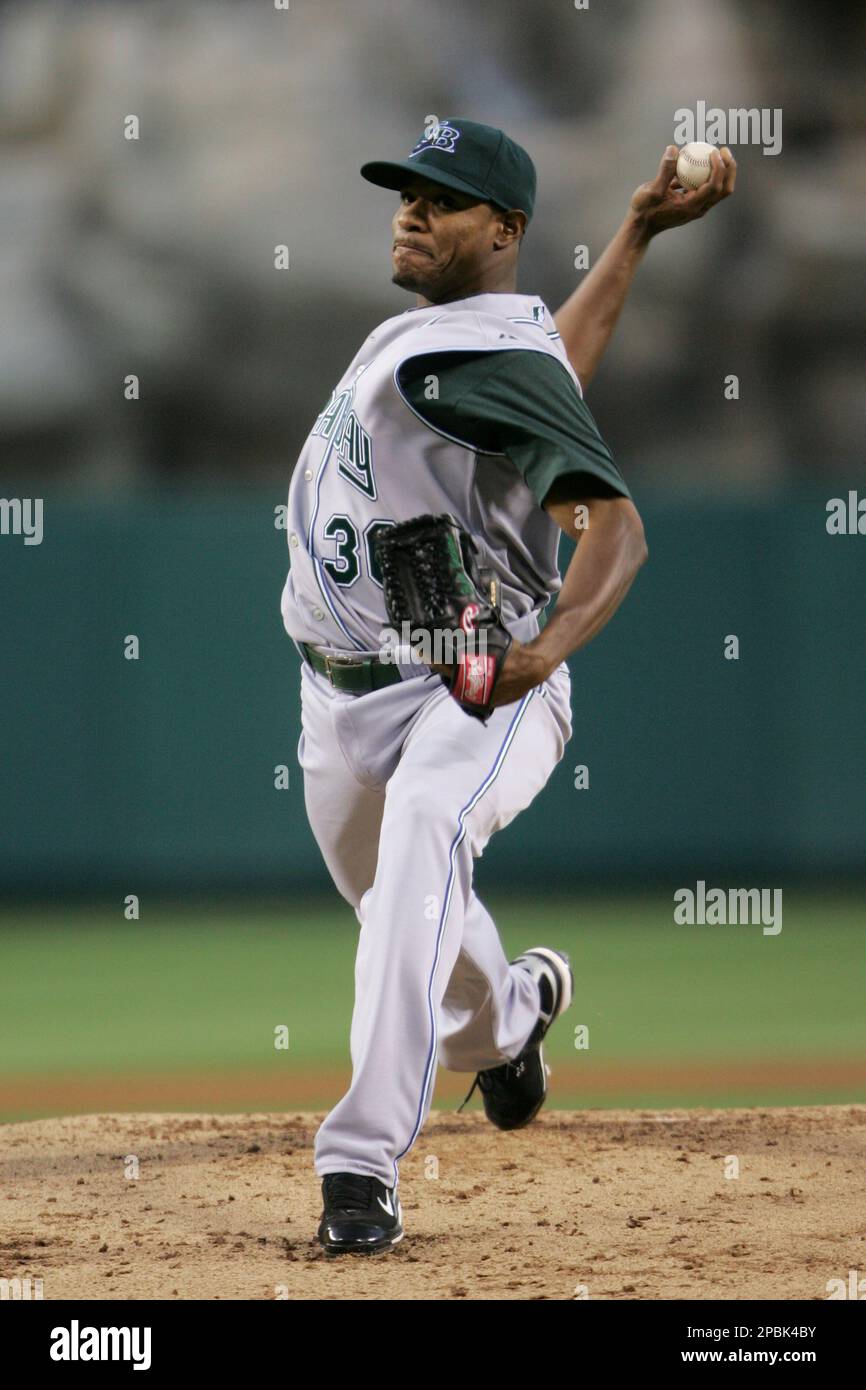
[312,383,376,499]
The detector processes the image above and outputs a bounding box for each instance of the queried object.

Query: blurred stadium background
[1,0,863,1123]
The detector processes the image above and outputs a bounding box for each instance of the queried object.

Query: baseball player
[280,119,735,1254]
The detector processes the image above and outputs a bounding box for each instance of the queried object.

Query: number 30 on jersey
[321,515,396,588]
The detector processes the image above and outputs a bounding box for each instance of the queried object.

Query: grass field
[1,893,863,1122]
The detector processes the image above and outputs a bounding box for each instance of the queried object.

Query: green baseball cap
[361,118,536,223]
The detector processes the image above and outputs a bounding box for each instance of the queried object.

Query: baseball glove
[374,513,512,720]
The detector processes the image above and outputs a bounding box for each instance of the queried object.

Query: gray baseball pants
[296,657,572,1187]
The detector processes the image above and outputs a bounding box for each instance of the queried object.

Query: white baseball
[676,141,717,190]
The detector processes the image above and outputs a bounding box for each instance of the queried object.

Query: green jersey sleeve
[396,349,631,507]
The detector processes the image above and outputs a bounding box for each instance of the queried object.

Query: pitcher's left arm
[490,488,647,708]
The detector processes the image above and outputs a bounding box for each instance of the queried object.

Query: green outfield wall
[1,488,863,893]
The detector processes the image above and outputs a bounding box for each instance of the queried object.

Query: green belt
[300,642,404,694]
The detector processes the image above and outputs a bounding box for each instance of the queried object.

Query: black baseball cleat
[317,1172,404,1255]
[458,947,574,1131]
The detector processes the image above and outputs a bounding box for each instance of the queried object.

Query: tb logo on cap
[410,122,461,156]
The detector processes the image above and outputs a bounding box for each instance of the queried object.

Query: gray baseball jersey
[281,292,587,656]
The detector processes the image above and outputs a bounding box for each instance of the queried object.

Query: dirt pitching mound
[2,1107,863,1301]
